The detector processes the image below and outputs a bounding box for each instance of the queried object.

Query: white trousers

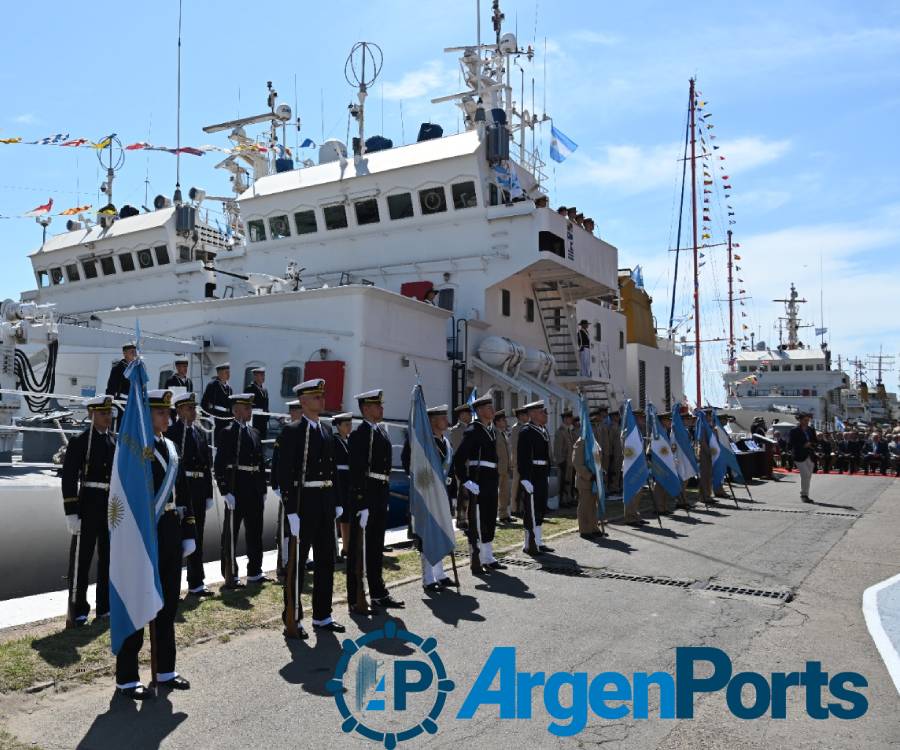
[579,348,591,377]
[797,457,814,497]
[422,556,446,585]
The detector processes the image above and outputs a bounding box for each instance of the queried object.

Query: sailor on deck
[105,341,137,429]
[61,395,116,625]
[201,363,233,438]
[246,366,270,440]
[164,357,193,393]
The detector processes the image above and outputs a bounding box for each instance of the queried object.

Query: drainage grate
[702,583,793,603]
[738,506,860,519]
[500,556,792,603]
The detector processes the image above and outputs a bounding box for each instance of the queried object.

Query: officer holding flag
[516,400,555,554]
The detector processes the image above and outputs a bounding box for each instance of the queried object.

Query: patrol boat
[2,5,683,603]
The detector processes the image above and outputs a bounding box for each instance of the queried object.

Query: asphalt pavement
[3,471,899,749]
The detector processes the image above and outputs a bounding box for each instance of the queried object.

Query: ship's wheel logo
[107,495,124,530]
[327,618,454,748]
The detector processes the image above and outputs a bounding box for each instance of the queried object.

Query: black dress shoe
[188,588,214,598]
[372,595,405,609]
[248,575,273,584]
[348,605,374,616]
[487,561,507,570]
[155,675,191,690]
[314,620,346,633]
[437,577,455,588]
[118,685,153,700]
[73,615,88,627]
[538,545,555,553]
[221,580,245,590]
[283,624,309,639]
[423,582,442,593]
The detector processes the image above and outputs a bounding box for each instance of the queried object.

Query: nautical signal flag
[59,204,91,216]
[92,133,116,149]
[549,125,578,163]
[24,198,53,217]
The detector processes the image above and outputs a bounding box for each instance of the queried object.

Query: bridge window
[501,289,511,317]
[155,245,170,265]
[119,253,135,272]
[137,249,155,269]
[83,259,99,279]
[36,270,48,287]
[770,365,780,372]
[65,264,80,282]
[269,215,291,239]
[525,298,535,322]
[323,204,348,230]
[452,181,477,209]
[419,186,447,215]
[619,330,624,350]
[280,365,302,397]
[816,364,824,371]
[294,210,317,235]
[177,245,192,263]
[247,219,266,242]
[794,365,803,371]
[355,198,380,226]
[594,323,602,341]
[387,193,414,220]
[100,257,116,276]
[50,267,64,285]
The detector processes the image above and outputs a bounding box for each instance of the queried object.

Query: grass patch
[0,512,580,694]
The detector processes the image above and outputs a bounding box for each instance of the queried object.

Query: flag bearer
[115,389,195,699]
[516,400,555,554]
[167,392,214,597]
[61,395,116,625]
[279,379,345,637]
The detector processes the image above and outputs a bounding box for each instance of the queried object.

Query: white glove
[335,506,344,520]
[357,509,369,529]
[464,480,480,495]
[223,493,236,510]
[65,514,81,535]
[181,539,196,559]
[205,497,214,511]
[273,488,282,499]
[521,479,534,494]
[287,513,300,537]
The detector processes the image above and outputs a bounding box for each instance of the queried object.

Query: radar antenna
[344,41,383,160]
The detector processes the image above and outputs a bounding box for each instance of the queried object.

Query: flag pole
[149,620,158,696]
[647,480,664,529]
[449,550,461,591]
[724,475,740,509]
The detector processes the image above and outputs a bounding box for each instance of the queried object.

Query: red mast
[689,78,701,406]
[727,229,735,371]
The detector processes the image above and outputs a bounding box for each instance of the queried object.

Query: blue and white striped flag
[695,410,723,487]
[579,396,605,517]
[549,125,578,163]
[408,384,456,565]
[622,400,649,506]
[467,387,477,416]
[647,404,682,497]
[834,416,846,432]
[712,409,744,484]
[108,356,163,655]
[671,408,699,480]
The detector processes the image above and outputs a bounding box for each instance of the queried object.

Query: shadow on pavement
[31,617,109,668]
[76,692,187,749]
[278,627,343,696]
[421,590,485,626]
[473,570,535,600]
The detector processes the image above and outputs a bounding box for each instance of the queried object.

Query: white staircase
[533,281,579,377]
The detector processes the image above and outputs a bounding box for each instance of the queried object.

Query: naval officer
[279,379,345,637]
[214,393,268,586]
[115,389,195,699]
[164,357,193,393]
[105,341,137,430]
[453,392,506,573]
[332,412,354,560]
[201,363,233,439]
[517,400,555,554]
[61,395,116,625]
[347,389,405,612]
[272,399,303,580]
[167,392,214,597]
[246,366,270,440]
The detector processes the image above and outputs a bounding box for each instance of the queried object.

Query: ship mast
[726,229,735,371]
[689,78,701,406]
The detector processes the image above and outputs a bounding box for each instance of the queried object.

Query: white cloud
[567,136,791,195]
[381,61,458,102]
[12,113,35,125]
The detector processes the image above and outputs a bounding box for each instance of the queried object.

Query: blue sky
[2,1,899,402]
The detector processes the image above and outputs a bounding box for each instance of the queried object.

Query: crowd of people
[777,428,900,476]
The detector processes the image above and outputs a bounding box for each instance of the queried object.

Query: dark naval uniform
[167,419,213,592]
[115,434,196,687]
[348,420,393,605]
[279,417,339,624]
[453,420,500,550]
[214,420,267,580]
[517,422,552,549]
[105,359,130,429]
[201,379,233,437]
[164,372,193,392]
[61,426,116,619]
[335,432,352,532]
[247,380,270,440]
[271,429,286,579]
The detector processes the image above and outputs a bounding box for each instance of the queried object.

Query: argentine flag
[695,410,723,486]
[108,358,163,655]
[579,396,605,516]
[622,400,649,507]
[712,410,745,484]
[671,408,699,481]
[647,405,682,498]
[834,416,846,432]
[549,125,578,163]
[408,384,456,565]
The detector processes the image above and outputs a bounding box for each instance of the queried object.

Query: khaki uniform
[554,424,576,504]
[698,438,713,501]
[448,419,470,523]
[572,437,600,534]
[496,429,512,520]
[509,420,527,514]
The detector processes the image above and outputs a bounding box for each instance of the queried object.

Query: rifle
[220,422,239,588]
[522,426,540,555]
[66,423,93,628]
[468,428,485,574]
[351,425,374,613]
[284,421,310,639]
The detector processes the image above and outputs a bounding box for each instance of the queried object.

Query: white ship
[0,7,682,602]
